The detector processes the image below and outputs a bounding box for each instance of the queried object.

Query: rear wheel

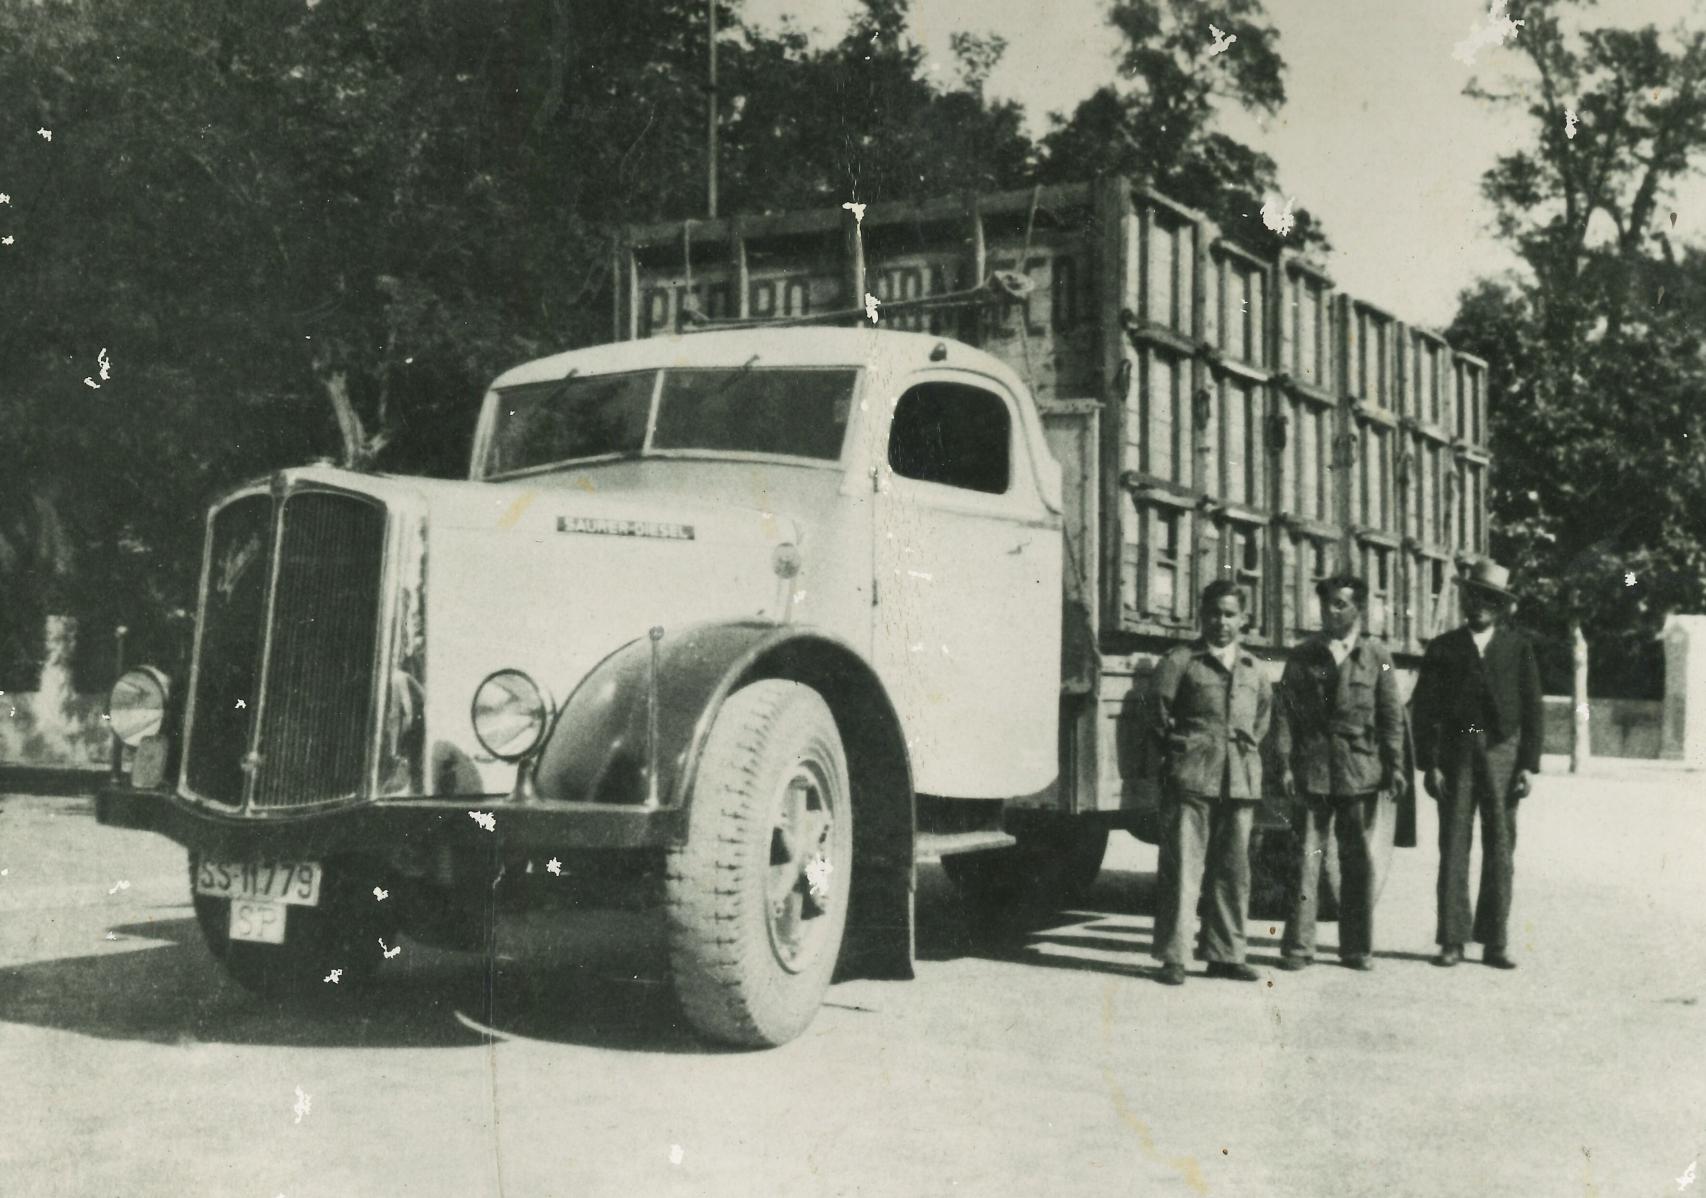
[1249,793,1400,922]
[943,819,1110,927]
[188,853,397,998]
[664,680,853,1048]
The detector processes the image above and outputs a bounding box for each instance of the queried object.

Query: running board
[914,830,1017,863]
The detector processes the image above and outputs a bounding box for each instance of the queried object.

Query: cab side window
[888,382,1011,495]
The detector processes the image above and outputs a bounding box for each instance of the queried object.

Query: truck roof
[489,326,1028,393]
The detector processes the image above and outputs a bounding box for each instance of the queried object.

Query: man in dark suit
[1272,573,1406,971]
[1410,558,1544,969]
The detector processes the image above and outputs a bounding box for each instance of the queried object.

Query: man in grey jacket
[1272,573,1406,971]
[1148,580,1273,985]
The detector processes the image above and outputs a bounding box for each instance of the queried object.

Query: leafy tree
[1450,0,1706,697]
[1037,0,1326,253]
[0,0,1037,691]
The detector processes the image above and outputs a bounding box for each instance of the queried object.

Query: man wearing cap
[1148,580,1273,986]
[1410,558,1544,969]
[1273,573,1406,972]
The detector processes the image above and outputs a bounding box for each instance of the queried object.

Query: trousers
[1436,733,1520,948]
[1281,792,1382,960]
[1152,793,1256,966]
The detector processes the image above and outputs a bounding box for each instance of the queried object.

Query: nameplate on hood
[556,515,696,541]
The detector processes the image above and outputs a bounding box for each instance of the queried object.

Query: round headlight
[471,670,553,761]
[109,667,170,747]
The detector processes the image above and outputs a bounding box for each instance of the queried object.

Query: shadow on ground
[0,858,1340,1050]
[0,910,712,1054]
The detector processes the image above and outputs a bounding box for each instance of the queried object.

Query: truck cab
[98,326,1067,1048]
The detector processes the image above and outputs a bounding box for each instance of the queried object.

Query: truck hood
[405,476,803,795]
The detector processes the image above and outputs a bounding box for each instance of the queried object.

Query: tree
[1450,0,1706,698]
[1037,0,1326,253]
[0,0,1039,691]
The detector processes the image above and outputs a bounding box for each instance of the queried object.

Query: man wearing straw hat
[1410,558,1544,969]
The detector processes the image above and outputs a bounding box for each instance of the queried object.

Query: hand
[1509,770,1533,801]
[1382,770,1408,801]
[1423,768,1444,800]
[1278,767,1296,800]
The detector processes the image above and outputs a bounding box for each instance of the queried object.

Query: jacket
[1410,624,1544,774]
[1149,641,1272,799]
[1271,634,1404,796]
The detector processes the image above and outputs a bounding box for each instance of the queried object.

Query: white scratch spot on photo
[1206,24,1237,57]
[805,854,833,898]
[1260,194,1295,237]
[469,810,496,832]
[372,886,388,901]
[546,857,562,876]
[1452,1,1524,66]
[863,292,881,323]
[668,1144,684,1166]
[323,968,343,984]
[293,1086,311,1124]
[108,879,130,895]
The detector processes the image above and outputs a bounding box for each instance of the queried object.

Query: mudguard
[531,618,917,980]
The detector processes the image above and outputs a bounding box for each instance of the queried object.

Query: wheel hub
[765,766,836,973]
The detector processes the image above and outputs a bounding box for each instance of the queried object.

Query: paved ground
[2,758,1702,1197]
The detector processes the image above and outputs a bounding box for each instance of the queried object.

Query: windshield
[486,366,857,476]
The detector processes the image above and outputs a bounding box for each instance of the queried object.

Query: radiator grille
[252,492,388,809]
[183,495,271,805]
[183,487,388,810]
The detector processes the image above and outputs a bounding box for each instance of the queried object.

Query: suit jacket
[1410,625,1544,774]
[1272,634,1404,796]
[1149,641,1273,799]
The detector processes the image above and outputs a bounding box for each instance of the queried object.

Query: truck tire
[664,680,853,1048]
[188,853,397,998]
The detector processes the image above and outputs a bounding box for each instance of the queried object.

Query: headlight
[108,667,170,747]
[471,669,553,761]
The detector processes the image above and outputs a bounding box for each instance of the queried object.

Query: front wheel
[664,680,853,1048]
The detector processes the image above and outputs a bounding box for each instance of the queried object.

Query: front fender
[533,618,916,980]
[532,619,899,813]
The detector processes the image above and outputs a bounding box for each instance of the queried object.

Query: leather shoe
[1276,956,1311,972]
[1206,961,1260,982]
[1342,955,1374,971]
[1483,949,1518,970]
[1156,963,1187,986]
[1432,945,1464,967]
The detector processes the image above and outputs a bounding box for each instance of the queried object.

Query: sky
[743,0,1706,329]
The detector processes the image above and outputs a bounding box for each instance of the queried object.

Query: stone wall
[0,614,110,768]
[1542,695,1664,760]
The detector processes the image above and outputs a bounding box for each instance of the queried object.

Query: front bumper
[95,786,686,857]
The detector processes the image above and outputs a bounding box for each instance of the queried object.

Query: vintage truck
[97,179,1491,1046]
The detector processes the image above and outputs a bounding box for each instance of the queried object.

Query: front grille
[183,487,389,811]
[252,492,388,809]
[184,495,272,805]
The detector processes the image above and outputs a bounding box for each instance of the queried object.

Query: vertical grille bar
[183,496,272,805]
[251,492,388,809]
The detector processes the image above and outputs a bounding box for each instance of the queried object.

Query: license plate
[229,898,288,944]
[194,860,323,907]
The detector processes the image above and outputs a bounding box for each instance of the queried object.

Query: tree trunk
[1570,621,1590,773]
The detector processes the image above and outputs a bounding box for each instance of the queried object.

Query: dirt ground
[2,757,1702,1197]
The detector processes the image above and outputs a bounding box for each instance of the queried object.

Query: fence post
[1570,621,1590,773]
